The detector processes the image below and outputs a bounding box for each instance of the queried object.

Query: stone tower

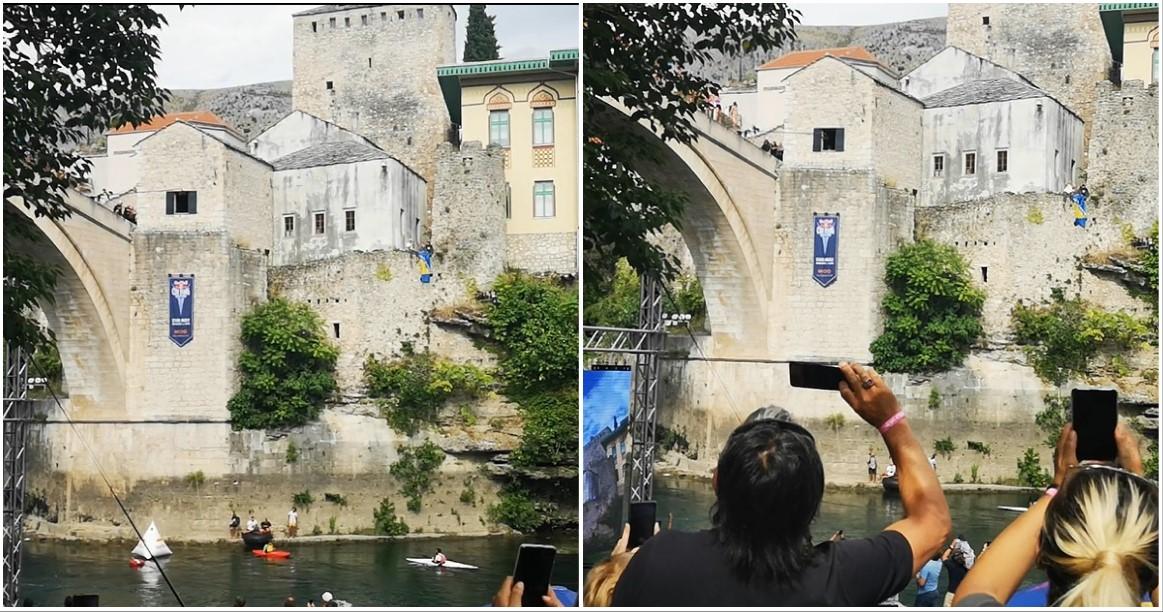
[946,3,1112,159]
[291,5,456,190]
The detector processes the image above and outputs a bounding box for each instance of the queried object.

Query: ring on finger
[861,378,875,390]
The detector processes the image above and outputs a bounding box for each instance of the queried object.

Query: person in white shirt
[867,450,878,483]
[883,462,897,478]
[929,453,938,472]
[433,547,447,566]
[246,513,258,532]
[288,506,299,537]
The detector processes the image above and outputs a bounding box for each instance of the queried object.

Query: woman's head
[584,552,634,607]
[1040,466,1158,607]
[711,417,824,584]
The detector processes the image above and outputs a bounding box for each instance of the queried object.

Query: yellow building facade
[1101,3,1160,84]
[438,49,578,275]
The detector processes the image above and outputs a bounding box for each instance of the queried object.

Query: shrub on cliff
[870,240,984,373]
[389,441,446,513]
[373,499,409,536]
[364,349,493,435]
[1011,288,1149,385]
[488,272,578,393]
[511,388,578,468]
[583,258,707,331]
[228,298,338,430]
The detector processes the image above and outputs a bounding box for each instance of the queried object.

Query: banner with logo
[812,215,839,287]
[169,275,194,347]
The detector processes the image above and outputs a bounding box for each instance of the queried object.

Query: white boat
[406,557,479,570]
[997,505,1029,513]
[131,522,174,559]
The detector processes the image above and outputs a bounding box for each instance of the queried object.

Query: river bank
[656,461,1039,493]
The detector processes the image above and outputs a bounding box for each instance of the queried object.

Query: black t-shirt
[944,557,969,593]
[611,529,914,607]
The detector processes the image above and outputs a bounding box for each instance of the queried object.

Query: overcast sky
[153,4,580,89]
[792,3,948,26]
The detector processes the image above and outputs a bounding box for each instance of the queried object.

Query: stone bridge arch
[598,99,780,357]
[6,192,132,417]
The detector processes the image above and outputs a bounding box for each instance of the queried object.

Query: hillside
[700,16,947,86]
[166,80,293,138]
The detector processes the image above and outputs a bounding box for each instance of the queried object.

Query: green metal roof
[436,50,578,125]
[1099,3,1158,11]
[1099,4,1158,63]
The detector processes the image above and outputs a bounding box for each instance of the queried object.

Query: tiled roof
[758,46,881,71]
[271,141,389,171]
[922,78,1049,108]
[109,111,231,135]
[293,4,382,17]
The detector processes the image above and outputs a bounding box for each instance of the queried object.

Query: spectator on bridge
[954,423,1158,607]
[610,362,951,606]
[913,551,943,606]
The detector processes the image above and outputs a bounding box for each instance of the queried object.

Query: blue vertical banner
[168,275,194,347]
[812,214,839,287]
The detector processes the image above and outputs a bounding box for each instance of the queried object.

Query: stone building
[1099,2,1159,84]
[437,49,579,275]
[946,3,1113,153]
[291,4,456,193]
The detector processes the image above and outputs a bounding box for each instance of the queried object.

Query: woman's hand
[610,522,660,557]
[492,577,563,607]
[1051,423,1078,488]
[838,362,900,429]
[1114,422,1143,475]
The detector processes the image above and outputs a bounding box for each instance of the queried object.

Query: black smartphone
[789,361,844,390]
[512,544,556,607]
[1071,388,1118,463]
[628,501,657,549]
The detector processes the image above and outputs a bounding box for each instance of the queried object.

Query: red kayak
[252,549,291,559]
[129,558,146,568]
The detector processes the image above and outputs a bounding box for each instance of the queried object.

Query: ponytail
[1040,469,1158,607]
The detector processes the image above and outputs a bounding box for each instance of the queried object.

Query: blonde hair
[1040,468,1159,607]
[584,552,634,607]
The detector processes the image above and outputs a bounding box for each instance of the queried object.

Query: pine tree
[463,5,500,62]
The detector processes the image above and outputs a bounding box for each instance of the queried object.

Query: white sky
[792,3,949,26]
[153,3,581,89]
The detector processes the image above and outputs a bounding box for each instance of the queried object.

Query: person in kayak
[264,541,277,554]
[433,548,447,566]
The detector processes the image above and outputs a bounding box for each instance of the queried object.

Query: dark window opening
[1065,74,1071,84]
[996,150,1008,173]
[982,16,990,25]
[397,10,405,19]
[326,80,333,90]
[933,155,944,177]
[345,209,356,232]
[344,17,350,27]
[417,8,424,18]
[368,57,372,68]
[981,267,988,283]
[361,14,367,25]
[381,11,387,21]
[312,21,317,32]
[283,215,294,237]
[329,17,335,28]
[407,136,413,146]
[505,184,512,219]
[314,212,325,234]
[1070,159,1076,178]
[165,190,197,215]
[964,152,977,175]
[333,323,341,338]
[811,127,845,152]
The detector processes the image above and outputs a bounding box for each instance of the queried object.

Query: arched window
[531,90,556,146]
[487,93,512,147]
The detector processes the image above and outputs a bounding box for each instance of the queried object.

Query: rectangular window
[165,191,197,215]
[344,17,350,27]
[381,12,387,21]
[996,150,1008,173]
[313,212,325,235]
[532,108,554,145]
[326,80,333,90]
[312,21,317,32]
[811,128,845,152]
[361,14,367,26]
[283,214,294,237]
[332,322,341,339]
[344,209,356,232]
[964,152,977,175]
[505,184,512,219]
[489,110,510,147]
[417,8,424,18]
[534,181,555,218]
[982,16,990,25]
[329,17,335,28]
[932,154,945,177]
[368,57,372,68]
[397,10,405,19]
[981,266,989,283]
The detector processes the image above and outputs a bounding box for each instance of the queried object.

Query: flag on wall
[168,275,194,347]
[1072,193,1088,228]
[812,215,839,287]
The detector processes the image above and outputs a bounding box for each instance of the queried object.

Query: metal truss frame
[3,345,31,606]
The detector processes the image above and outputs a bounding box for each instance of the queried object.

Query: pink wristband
[878,412,906,434]
[1044,487,1058,498]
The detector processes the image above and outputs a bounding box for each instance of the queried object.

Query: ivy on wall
[364,349,493,436]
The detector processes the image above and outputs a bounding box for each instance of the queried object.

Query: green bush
[373,499,409,536]
[952,472,964,484]
[1017,447,1051,488]
[824,413,845,432]
[311,524,322,536]
[934,437,955,459]
[967,440,992,456]
[328,516,337,535]
[324,493,347,507]
[487,487,544,533]
[286,441,300,464]
[389,441,445,513]
[487,272,578,393]
[364,350,493,436]
[227,299,338,430]
[459,477,477,506]
[185,470,205,489]
[667,273,708,331]
[1035,394,1069,450]
[583,258,639,328]
[511,389,578,468]
[928,388,941,410]
[292,490,314,509]
[870,240,984,373]
[970,463,980,484]
[1144,441,1158,481]
[1011,289,1149,385]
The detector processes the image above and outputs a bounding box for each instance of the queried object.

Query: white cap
[322,592,333,602]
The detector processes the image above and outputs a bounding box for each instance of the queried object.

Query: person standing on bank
[287,506,299,538]
[868,449,879,484]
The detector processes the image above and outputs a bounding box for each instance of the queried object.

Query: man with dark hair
[611,362,951,606]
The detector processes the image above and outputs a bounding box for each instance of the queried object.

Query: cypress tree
[463,5,500,62]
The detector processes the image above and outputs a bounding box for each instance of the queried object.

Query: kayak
[998,505,1029,513]
[406,557,479,570]
[241,530,273,550]
[252,549,291,559]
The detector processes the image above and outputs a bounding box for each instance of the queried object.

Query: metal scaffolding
[582,275,664,502]
[3,345,31,606]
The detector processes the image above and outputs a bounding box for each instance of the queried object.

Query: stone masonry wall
[506,232,578,276]
[871,85,924,192]
[1086,80,1159,236]
[291,5,456,192]
[429,142,508,287]
[223,148,274,252]
[946,3,1112,155]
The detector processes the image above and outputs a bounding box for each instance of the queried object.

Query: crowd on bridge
[582,362,1158,607]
